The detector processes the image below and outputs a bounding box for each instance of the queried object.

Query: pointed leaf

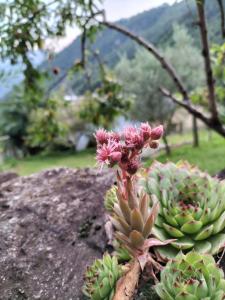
[129,230,145,248]
[131,208,144,232]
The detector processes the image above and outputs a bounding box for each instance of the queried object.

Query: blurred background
[0,0,224,176]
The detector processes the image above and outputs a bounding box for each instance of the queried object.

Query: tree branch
[81,27,87,67]
[160,87,225,137]
[196,0,219,123]
[216,0,225,38]
[100,20,189,101]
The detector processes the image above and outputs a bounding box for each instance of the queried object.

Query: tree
[79,71,131,130]
[115,25,205,148]
[191,42,225,125]
[1,0,225,138]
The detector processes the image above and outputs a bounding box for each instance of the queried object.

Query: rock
[0,171,18,185]
[0,167,114,300]
[76,135,90,152]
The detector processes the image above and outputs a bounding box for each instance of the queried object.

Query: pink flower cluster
[95,123,163,175]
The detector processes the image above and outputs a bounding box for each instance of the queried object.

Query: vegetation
[1,131,224,176]
[83,123,225,300]
[83,254,123,300]
[145,161,225,259]
[0,1,225,299]
[155,251,225,299]
[155,132,225,175]
[44,0,225,95]
[79,70,131,129]
[0,149,95,176]
[115,25,204,125]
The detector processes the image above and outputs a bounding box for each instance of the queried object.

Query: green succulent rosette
[104,186,118,213]
[83,253,123,300]
[144,161,225,259]
[155,251,225,300]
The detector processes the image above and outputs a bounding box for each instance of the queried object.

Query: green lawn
[1,150,96,176]
[150,132,225,175]
[0,131,224,176]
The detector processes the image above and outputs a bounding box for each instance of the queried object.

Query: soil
[0,168,114,300]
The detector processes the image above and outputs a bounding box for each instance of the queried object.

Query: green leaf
[163,223,184,238]
[194,225,214,241]
[181,220,203,234]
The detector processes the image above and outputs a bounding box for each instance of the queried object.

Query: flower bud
[140,122,151,141]
[150,125,164,140]
[110,151,122,163]
[149,140,159,149]
[126,159,140,175]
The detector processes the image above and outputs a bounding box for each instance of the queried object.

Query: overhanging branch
[160,87,225,137]
[160,87,210,124]
[100,20,189,101]
[216,0,225,38]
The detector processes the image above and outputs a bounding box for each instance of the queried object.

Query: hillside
[47,0,225,94]
[1,0,225,99]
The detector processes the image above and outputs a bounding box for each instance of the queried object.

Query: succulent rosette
[83,254,123,300]
[155,251,225,300]
[104,185,118,213]
[144,161,225,259]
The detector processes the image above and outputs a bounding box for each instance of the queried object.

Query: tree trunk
[196,0,219,122]
[162,134,171,155]
[192,116,199,147]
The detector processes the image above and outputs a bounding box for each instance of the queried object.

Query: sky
[49,0,177,52]
[104,0,177,21]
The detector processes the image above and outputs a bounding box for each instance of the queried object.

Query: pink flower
[96,140,121,166]
[150,125,164,140]
[109,132,120,142]
[124,126,144,150]
[140,122,151,141]
[95,129,109,145]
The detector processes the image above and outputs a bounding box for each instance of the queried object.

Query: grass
[0,130,224,176]
[1,149,96,176]
[147,131,225,175]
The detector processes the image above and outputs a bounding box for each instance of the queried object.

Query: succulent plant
[104,185,118,213]
[155,251,225,300]
[112,239,132,262]
[111,174,159,255]
[83,253,123,300]
[144,161,225,259]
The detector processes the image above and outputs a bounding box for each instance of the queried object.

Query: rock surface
[0,168,114,300]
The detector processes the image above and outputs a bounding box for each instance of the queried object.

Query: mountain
[1,0,225,98]
[0,51,45,100]
[46,0,225,94]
